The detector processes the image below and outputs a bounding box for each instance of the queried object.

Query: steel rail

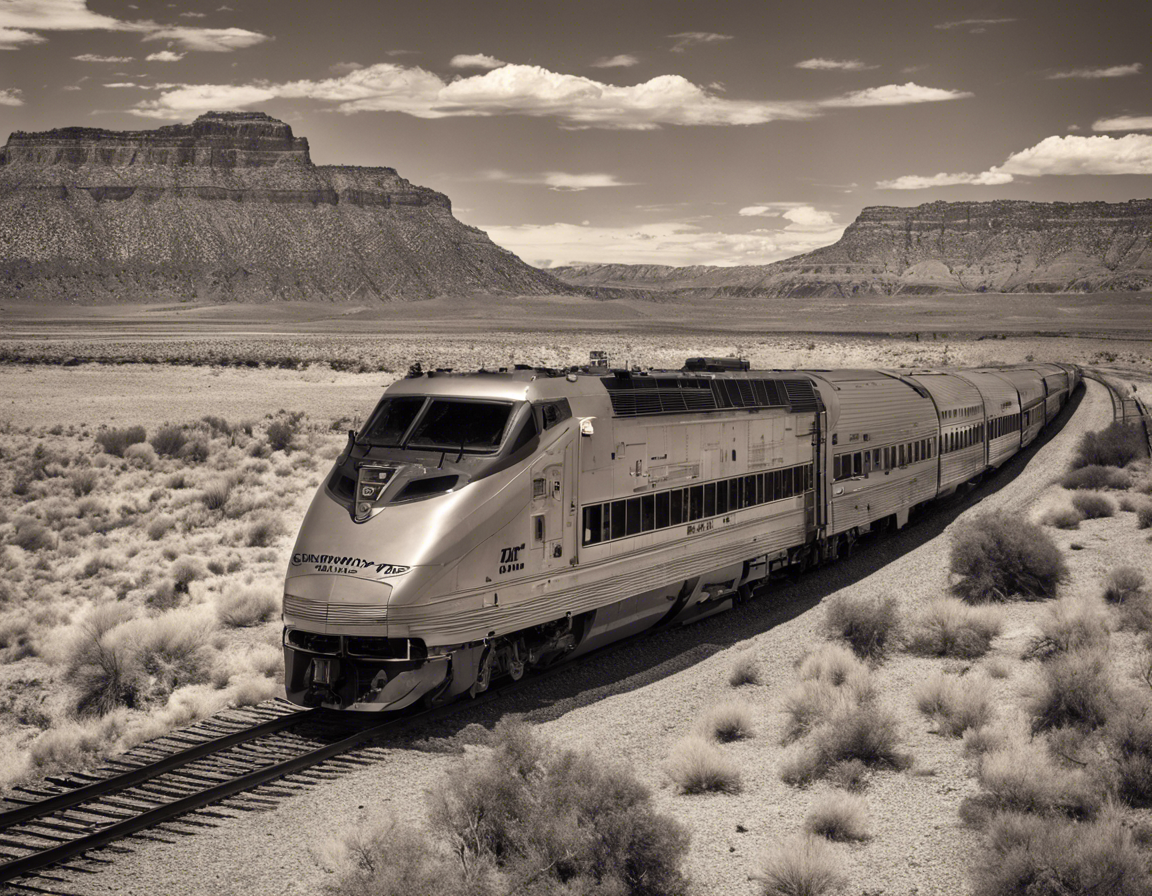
[0,708,321,832]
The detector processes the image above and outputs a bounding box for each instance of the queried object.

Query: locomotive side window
[581,461,816,545]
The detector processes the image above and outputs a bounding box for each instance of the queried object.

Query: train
[282,358,1082,711]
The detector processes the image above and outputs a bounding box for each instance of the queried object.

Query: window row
[942,423,984,454]
[989,413,1020,439]
[833,437,934,482]
[942,405,980,420]
[582,463,813,546]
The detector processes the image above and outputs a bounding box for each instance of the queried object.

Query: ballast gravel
[61,379,1123,896]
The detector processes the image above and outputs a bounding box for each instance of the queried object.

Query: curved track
[1085,368,1152,453]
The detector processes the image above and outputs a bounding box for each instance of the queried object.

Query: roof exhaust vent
[683,357,750,372]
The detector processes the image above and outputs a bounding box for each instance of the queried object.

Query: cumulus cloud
[449,53,507,70]
[591,54,638,68]
[145,49,184,61]
[819,82,972,107]
[737,202,807,217]
[935,18,1015,30]
[878,133,1152,188]
[0,87,24,106]
[0,0,269,53]
[128,60,970,129]
[1048,63,1142,80]
[484,170,635,191]
[1093,114,1152,131]
[329,61,363,75]
[668,32,732,53]
[178,11,206,17]
[796,58,876,71]
[73,52,132,61]
[104,81,141,88]
[484,217,844,267]
[781,206,837,230]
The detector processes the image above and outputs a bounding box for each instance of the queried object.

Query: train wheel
[469,647,493,698]
[507,641,526,681]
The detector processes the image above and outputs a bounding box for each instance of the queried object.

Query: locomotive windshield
[359,396,515,454]
[407,399,512,453]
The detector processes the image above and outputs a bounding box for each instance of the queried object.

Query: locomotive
[283,358,1081,711]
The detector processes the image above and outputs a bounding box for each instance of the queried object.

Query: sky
[1,0,1150,268]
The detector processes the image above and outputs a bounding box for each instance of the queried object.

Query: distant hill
[0,111,571,302]
[552,199,1152,297]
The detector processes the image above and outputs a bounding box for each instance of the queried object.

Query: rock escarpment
[0,112,569,302]
[553,200,1152,297]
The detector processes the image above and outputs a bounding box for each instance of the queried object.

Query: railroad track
[1085,369,1152,454]
[0,701,403,893]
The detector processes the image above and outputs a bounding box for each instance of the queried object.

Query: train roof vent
[683,357,751,372]
[602,374,817,417]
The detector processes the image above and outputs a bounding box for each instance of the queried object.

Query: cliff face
[553,200,1152,297]
[0,111,569,302]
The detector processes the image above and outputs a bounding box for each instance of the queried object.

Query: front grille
[283,595,388,626]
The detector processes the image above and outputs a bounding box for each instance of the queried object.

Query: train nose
[282,575,393,635]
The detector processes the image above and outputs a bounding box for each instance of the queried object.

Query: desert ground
[1,296,1151,895]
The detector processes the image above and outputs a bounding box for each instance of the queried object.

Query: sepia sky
[1,0,1150,267]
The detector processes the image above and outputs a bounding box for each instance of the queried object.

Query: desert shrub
[823,592,899,659]
[170,557,207,593]
[1118,494,1138,512]
[914,670,994,736]
[216,584,279,628]
[1061,465,1131,490]
[200,479,233,511]
[69,468,99,497]
[1106,703,1152,807]
[128,612,213,702]
[95,426,146,457]
[783,646,875,743]
[1138,504,1152,529]
[751,835,845,896]
[665,735,743,794]
[426,720,690,895]
[145,514,176,541]
[804,792,870,842]
[1040,506,1083,529]
[1103,566,1145,604]
[146,579,179,610]
[200,415,232,436]
[165,472,189,490]
[245,516,283,548]
[179,439,210,464]
[1070,491,1114,519]
[150,425,188,458]
[1072,422,1146,469]
[729,650,761,686]
[266,419,296,452]
[907,597,1002,658]
[972,739,1101,820]
[971,810,1148,896]
[11,519,53,552]
[1028,650,1113,732]
[827,758,868,792]
[781,703,907,785]
[321,816,471,896]
[698,700,755,742]
[984,657,1012,679]
[950,511,1068,602]
[962,725,1009,757]
[67,605,139,716]
[1025,596,1110,660]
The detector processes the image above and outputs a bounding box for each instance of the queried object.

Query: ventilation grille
[603,375,818,417]
[283,595,388,626]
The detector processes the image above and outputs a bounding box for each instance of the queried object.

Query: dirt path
[61,380,1113,896]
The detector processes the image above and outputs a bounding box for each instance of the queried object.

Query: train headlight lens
[355,464,397,522]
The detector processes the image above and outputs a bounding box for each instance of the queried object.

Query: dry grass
[781,703,908,786]
[1060,465,1132,490]
[1102,566,1146,605]
[970,737,1102,820]
[1027,649,1114,732]
[1040,505,1083,529]
[822,592,899,659]
[1072,422,1147,469]
[783,645,875,743]
[0,413,336,786]
[751,835,846,896]
[697,699,755,742]
[915,670,995,737]
[729,649,761,686]
[804,792,871,842]
[1025,596,1110,660]
[665,735,743,794]
[907,597,1003,659]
